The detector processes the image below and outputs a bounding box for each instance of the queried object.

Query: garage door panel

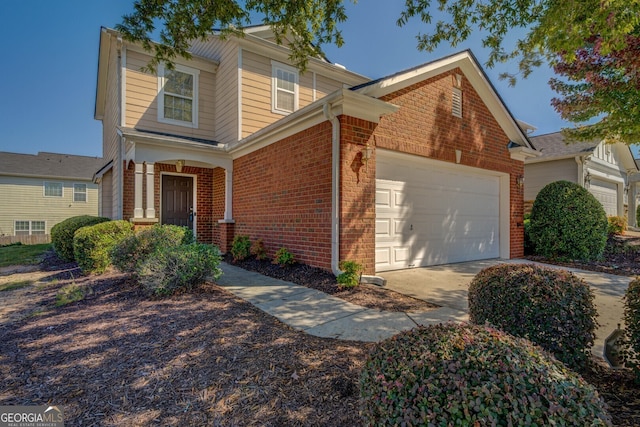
[589,178,618,216]
[376,154,501,272]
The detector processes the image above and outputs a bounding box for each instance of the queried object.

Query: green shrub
[273,247,294,267]
[523,216,534,255]
[51,215,110,261]
[111,224,194,273]
[250,238,267,260]
[608,215,627,235]
[56,283,87,307]
[468,263,598,370]
[231,235,251,261]
[360,323,611,426]
[336,260,363,288]
[73,220,134,274]
[623,278,640,381]
[529,180,608,261]
[138,243,222,296]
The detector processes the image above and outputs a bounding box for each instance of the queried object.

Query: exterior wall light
[362,143,373,169]
[516,175,524,189]
[584,171,591,187]
[176,160,185,173]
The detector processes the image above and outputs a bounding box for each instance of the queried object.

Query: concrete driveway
[379,259,633,360]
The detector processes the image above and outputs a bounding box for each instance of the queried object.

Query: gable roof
[0,152,104,180]
[351,50,532,149]
[529,132,599,160]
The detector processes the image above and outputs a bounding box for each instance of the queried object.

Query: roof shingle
[0,152,104,180]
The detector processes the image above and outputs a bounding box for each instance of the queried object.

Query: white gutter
[323,103,342,278]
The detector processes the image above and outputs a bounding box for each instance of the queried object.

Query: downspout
[323,102,386,286]
[576,156,585,188]
[323,103,342,278]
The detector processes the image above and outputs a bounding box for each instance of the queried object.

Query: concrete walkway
[217,260,633,359]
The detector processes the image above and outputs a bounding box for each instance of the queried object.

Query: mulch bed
[2,246,640,425]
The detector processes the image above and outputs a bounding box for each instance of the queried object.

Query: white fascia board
[94,27,113,120]
[524,153,581,164]
[227,89,398,159]
[119,128,226,154]
[355,51,532,149]
[237,35,369,86]
[614,142,639,171]
[509,146,540,162]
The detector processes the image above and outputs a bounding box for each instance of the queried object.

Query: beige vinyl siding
[102,40,122,219]
[124,50,216,140]
[99,169,113,218]
[524,158,578,201]
[0,177,99,236]
[315,74,343,99]
[189,37,239,143]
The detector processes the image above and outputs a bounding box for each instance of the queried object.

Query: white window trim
[157,63,199,128]
[43,181,63,198]
[271,61,299,115]
[14,220,46,236]
[73,183,88,203]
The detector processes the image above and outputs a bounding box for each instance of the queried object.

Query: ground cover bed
[1,246,640,425]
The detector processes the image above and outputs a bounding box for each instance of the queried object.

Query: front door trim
[160,171,198,237]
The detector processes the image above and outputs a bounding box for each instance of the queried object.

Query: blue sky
[2,1,632,158]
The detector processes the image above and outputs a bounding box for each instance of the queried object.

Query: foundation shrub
[608,215,627,235]
[250,238,267,260]
[623,278,640,381]
[51,215,110,261]
[529,180,607,261]
[273,247,295,267]
[360,323,611,426]
[73,220,134,274]
[336,261,363,288]
[468,263,598,370]
[111,224,194,273]
[138,243,222,296]
[231,235,251,261]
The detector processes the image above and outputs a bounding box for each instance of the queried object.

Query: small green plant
[73,220,134,274]
[623,278,640,381]
[111,224,194,273]
[273,247,294,267]
[468,263,598,370]
[529,180,608,261]
[251,238,267,260]
[0,280,32,292]
[336,260,363,288]
[138,243,222,296]
[230,235,251,261]
[359,323,611,426]
[51,215,110,261]
[608,215,627,235]
[55,283,87,307]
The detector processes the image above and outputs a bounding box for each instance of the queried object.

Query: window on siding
[158,64,199,128]
[272,62,298,114]
[14,220,45,236]
[452,87,463,118]
[44,182,63,197]
[73,183,87,202]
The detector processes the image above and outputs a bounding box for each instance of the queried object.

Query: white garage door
[589,178,618,216]
[376,153,500,272]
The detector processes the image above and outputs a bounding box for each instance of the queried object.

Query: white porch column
[145,162,156,218]
[134,163,144,219]
[630,182,638,227]
[224,169,233,220]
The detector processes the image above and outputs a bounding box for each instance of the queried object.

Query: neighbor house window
[272,62,298,114]
[73,183,87,202]
[15,220,45,235]
[452,87,463,118]
[158,64,199,127]
[44,182,63,197]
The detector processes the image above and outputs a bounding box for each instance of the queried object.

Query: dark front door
[162,175,194,229]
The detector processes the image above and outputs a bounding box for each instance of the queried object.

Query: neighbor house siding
[0,176,98,236]
[124,49,216,140]
[524,158,577,201]
[233,121,334,270]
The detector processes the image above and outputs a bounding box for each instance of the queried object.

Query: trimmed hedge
[468,263,598,370]
[624,278,640,381]
[360,323,611,426]
[138,243,222,296]
[51,215,110,261]
[529,180,608,261]
[608,215,627,235]
[73,220,134,274]
[111,224,194,273]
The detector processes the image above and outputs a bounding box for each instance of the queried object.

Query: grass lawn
[0,244,51,268]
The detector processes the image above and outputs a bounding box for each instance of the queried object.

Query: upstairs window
[272,62,298,114]
[158,64,199,128]
[44,182,63,197]
[73,183,87,202]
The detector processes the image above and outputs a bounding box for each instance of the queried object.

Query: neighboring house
[94,26,536,276]
[524,132,639,225]
[0,151,103,239]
